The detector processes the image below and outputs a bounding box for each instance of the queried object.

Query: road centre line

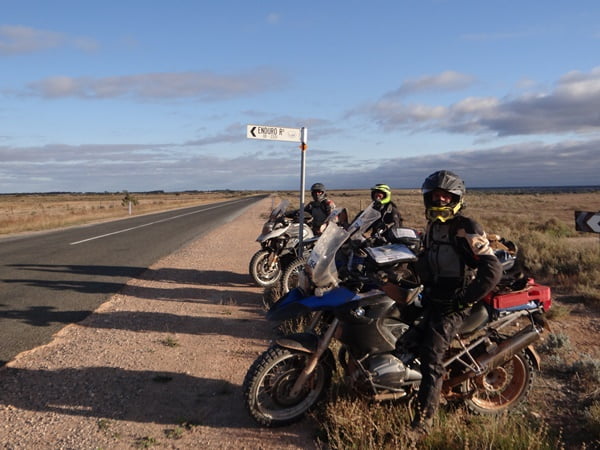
[69,200,245,245]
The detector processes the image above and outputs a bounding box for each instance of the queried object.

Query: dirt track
[0,198,318,449]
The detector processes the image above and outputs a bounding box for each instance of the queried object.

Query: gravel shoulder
[0,198,318,449]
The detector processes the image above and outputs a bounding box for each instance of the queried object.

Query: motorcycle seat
[459,302,489,335]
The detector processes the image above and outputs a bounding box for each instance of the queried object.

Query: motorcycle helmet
[370,184,392,205]
[310,182,327,202]
[421,170,465,222]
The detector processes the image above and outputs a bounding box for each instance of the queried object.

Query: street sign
[246,124,308,252]
[246,124,301,143]
[575,211,600,233]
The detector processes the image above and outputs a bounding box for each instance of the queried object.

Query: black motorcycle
[243,203,552,427]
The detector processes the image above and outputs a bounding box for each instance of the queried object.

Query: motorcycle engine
[367,354,421,389]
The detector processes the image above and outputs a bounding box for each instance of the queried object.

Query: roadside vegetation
[268,188,600,448]
[0,190,258,236]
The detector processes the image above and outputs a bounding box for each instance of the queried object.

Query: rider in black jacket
[304,182,336,235]
[411,170,502,433]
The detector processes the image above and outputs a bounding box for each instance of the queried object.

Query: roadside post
[247,124,308,255]
[575,211,600,250]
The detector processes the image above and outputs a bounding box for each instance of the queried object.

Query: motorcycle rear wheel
[462,349,535,414]
[249,250,282,287]
[243,345,333,427]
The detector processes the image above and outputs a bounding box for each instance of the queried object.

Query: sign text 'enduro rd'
[246,125,302,143]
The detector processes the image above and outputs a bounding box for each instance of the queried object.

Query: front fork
[289,317,339,398]
[265,251,279,270]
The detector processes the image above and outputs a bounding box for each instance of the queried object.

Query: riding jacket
[419,214,502,306]
[305,197,335,235]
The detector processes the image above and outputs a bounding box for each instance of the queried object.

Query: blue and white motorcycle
[243,203,551,427]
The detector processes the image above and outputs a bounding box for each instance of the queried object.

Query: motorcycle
[243,203,552,427]
[249,200,317,287]
[279,212,421,295]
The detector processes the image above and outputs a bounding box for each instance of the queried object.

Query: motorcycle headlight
[261,223,274,234]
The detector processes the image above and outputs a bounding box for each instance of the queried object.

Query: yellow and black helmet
[371,184,392,205]
[421,170,465,222]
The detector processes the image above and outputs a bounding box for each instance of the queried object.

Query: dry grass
[0,191,257,236]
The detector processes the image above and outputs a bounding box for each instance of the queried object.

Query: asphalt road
[0,195,266,365]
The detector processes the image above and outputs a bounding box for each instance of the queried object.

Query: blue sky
[2,1,600,193]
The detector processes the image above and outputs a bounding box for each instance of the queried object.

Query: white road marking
[70,200,245,245]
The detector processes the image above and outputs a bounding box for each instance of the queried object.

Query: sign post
[247,124,308,255]
[297,127,308,255]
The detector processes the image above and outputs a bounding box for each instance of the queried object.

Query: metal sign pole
[297,127,308,257]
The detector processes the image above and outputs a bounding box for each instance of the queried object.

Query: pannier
[483,278,552,312]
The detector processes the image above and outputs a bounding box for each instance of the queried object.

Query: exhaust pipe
[477,326,540,369]
[444,325,540,390]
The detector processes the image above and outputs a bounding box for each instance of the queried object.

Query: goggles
[426,202,462,222]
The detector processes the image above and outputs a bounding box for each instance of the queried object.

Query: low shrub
[571,357,600,392]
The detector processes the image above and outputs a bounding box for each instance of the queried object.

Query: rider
[368,183,403,237]
[411,170,502,433]
[304,182,336,235]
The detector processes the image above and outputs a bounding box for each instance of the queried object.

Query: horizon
[2,184,599,196]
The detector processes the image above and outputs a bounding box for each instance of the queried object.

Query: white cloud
[327,139,600,189]
[22,68,287,101]
[359,66,600,137]
[0,25,63,54]
[384,71,476,98]
[266,13,281,24]
[0,24,98,54]
[460,30,536,41]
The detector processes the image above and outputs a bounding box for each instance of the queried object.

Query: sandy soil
[0,198,318,449]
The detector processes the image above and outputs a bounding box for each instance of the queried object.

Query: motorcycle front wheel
[243,345,333,427]
[249,250,282,287]
[280,256,306,294]
[462,349,535,414]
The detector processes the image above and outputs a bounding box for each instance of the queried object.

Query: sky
[2,1,600,193]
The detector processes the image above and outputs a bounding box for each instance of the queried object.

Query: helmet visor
[426,203,462,222]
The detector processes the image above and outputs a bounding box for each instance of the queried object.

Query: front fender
[266,287,357,322]
[267,288,313,321]
[276,332,319,354]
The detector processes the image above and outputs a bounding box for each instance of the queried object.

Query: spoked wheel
[463,349,535,414]
[281,256,306,294]
[243,345,333,427]
[249,250,282,287]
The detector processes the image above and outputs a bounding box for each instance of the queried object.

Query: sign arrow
[588,214,600,233]
[246,124,301,142]
[575,211,600,233]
